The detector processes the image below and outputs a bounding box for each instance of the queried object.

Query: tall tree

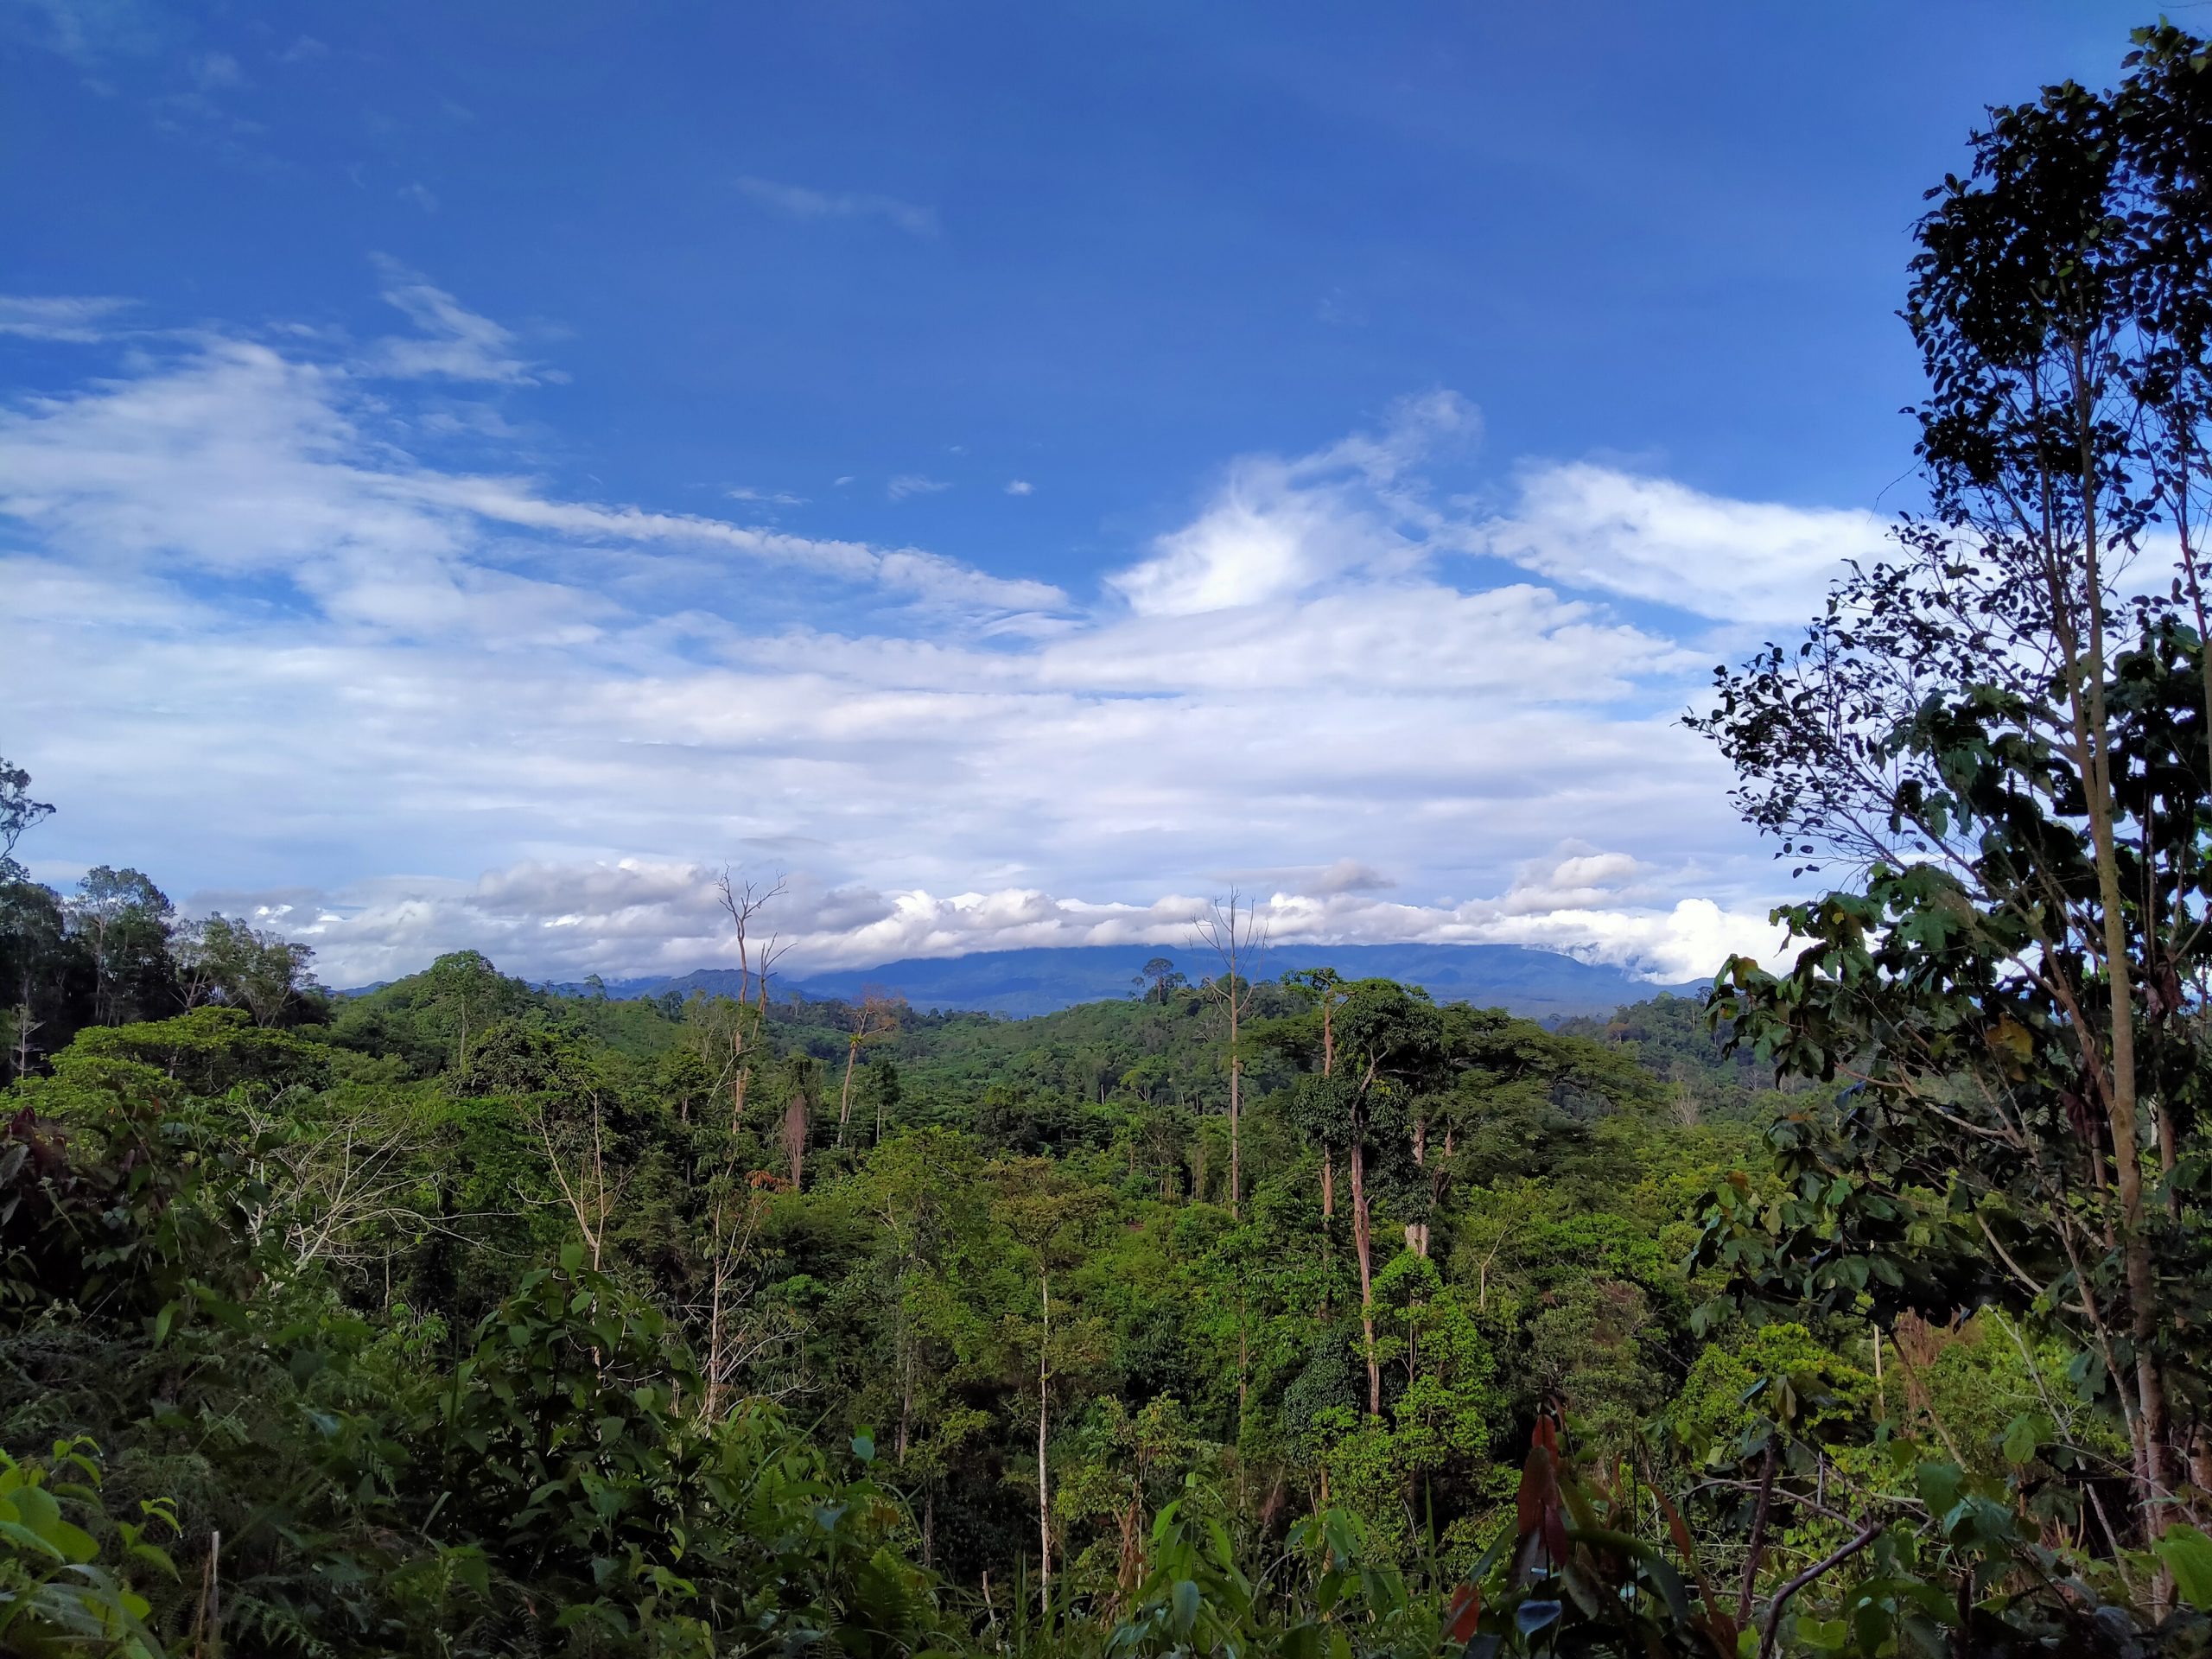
[1693,23,2212,1560]
[419,950,509,1075]
[1193,889,1268,1214]
[1286,966,1346,1222]
[836,988,905,1145]
[67,867,174,1027]
[175,913,320,1027]
[714,869,788,1132]
[0,757,54,886]
[1133,957,1184,1005]
[1287,979,1438,1414]
[992,1157,1110,1617]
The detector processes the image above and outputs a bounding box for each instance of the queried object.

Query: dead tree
[1192,887,1268,1214]
[714,869,786,1132]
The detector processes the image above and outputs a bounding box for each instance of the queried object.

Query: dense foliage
[7,19,2212,1658]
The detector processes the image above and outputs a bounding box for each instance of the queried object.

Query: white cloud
[397,181,439,214]
[0,334,1064,619]
[2,289,1854,988]
[364,257,543,384]
[200,855,1783,989]
[1110,391,1475,616]
[0,295,135,342]
[1005,480,1033,496]
[1481,461,1877,623]
[734,175,938,238]
[887,474,951,501]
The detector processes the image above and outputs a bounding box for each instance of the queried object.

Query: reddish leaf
[1444,1583,1482,1642]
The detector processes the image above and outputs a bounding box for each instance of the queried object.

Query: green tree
[1691,15,2212,1598]
[417,950,513,1074]
[0,879,78,1080]
[67,868,175,1028]
[0,757,54,887]
[1283,979,1437,1415]
[993,1155,1113,1614]
[175,912,321,1027]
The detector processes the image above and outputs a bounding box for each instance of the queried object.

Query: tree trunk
[1228,1052,1241,1215]
[784,1092,807,1189]
[897,1340,913,1465]
[1037,1268,1052,1617]
[1237,1291,1249,1428]
[1351,1140,1379,1414]
[704,1239,728,1422]
[730,1014,749,1133]
[838,1039,858,1144]
[2071,367,2170,1540]
[1319,1148,1335,1317]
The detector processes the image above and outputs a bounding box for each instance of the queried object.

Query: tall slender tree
[1193,889,1268,1214]
[1694,22,2212,1561]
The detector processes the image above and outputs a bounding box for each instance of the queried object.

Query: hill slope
[631,942,1707,1020]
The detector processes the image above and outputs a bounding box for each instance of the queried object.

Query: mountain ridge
[518,942,1710,1020]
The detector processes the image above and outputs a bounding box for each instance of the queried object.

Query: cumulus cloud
[734,176,938,238]
[3,283,1855,988]
[1110,391,1475,616]
[203,854,1784,989]
[887,474,951,501]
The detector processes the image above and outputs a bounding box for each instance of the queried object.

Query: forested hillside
[8,19,2212,1658]
[604,943,1709,1020]
[0,823,1803,1656]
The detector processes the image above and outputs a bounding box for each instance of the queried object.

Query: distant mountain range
[537,943,1708,1020]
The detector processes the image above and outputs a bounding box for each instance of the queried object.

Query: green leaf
[2158,1524,2212,1611]
[1169,1577,1200,1637]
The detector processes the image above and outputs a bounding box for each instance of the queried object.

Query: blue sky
[0,1,2159,984]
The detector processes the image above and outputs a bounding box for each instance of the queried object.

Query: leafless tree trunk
[782,1090,808,1190]
[715,869,787,1133]
[10,1002,39,1081]
[1351,1137,1378,1414]
[836,988,904,1145]
[701,1183,770,1423]
[536,1093,617,1271]
[1194,888,1268,1214]
[1037,1266,1052,1617]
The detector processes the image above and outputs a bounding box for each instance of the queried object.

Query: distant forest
[7,19,2212,1659]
